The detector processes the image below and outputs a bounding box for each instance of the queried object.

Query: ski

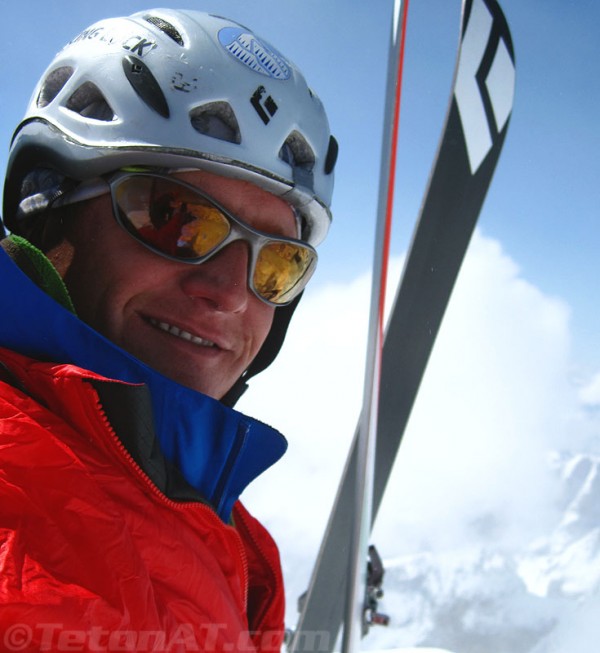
[289,0,515,651]
[340,0,410,651]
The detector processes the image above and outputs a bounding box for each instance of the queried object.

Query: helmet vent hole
[190,102,241,144]
[144,15,184,46]
[66,82,116,121]
[37,66,74,108]
[279,131,315,171]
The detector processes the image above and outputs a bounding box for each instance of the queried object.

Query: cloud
[237,230,587,626]
[579,372,600,407]
[373,232,574,551]
[530,596,600,653]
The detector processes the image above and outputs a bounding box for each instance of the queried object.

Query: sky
[1,1,598,650]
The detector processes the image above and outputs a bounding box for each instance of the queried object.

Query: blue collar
[0,248,286,520]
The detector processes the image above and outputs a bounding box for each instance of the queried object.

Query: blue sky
[0,0,597,375]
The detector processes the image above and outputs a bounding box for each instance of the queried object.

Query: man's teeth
[149,318,216,348]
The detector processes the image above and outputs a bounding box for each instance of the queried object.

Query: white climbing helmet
[4,8,337,245]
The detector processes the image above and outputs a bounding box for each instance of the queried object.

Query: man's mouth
[148,318,217,348]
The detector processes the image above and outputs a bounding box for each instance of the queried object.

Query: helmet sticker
[66,26,116,47]
[122,36,157,57]
[250,86,278,125]
[65,27,157,57]
[218,27,291,80]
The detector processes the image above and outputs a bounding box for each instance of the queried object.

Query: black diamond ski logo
[250,85,278,125]
[455,0,516,174]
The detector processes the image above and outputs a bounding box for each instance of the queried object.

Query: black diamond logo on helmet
[250,86,278,125]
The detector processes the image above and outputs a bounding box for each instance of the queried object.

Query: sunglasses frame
[53,170,318,307]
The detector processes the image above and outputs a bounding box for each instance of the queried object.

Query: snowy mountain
[363,452,600,653]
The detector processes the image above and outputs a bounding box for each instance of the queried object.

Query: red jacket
[0,347,285,652]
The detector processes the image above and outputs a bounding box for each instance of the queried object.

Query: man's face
[55,170,298,400]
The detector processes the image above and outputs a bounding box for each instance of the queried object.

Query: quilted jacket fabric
[0,347,285,652]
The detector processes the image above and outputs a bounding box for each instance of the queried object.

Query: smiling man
[47,169,302,400]
[0,9,336,652]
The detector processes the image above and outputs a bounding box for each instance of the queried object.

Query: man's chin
[152,361,231,401]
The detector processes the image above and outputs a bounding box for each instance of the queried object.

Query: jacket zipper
[88,386,250,608]
[233,505,283,634]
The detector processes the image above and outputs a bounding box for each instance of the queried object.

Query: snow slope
[364,453,600,653]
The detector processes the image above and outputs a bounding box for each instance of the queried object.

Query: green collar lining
[1,235,76,313]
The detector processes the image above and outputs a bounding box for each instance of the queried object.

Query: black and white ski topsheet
[289,0,515,651]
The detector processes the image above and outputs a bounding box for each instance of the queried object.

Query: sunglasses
[55,171,318,306]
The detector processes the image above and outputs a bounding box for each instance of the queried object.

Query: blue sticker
[218,27,290,80]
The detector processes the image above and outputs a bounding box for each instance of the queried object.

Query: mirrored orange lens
[114,176,230,259]
[253,242,316,304]
[177,205,230,256]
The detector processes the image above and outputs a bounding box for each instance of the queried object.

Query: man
[0,9,336,652]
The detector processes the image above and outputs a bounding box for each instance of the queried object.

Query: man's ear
[45,235,75,279]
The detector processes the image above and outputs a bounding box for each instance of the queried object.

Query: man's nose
[178,241,251,312]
